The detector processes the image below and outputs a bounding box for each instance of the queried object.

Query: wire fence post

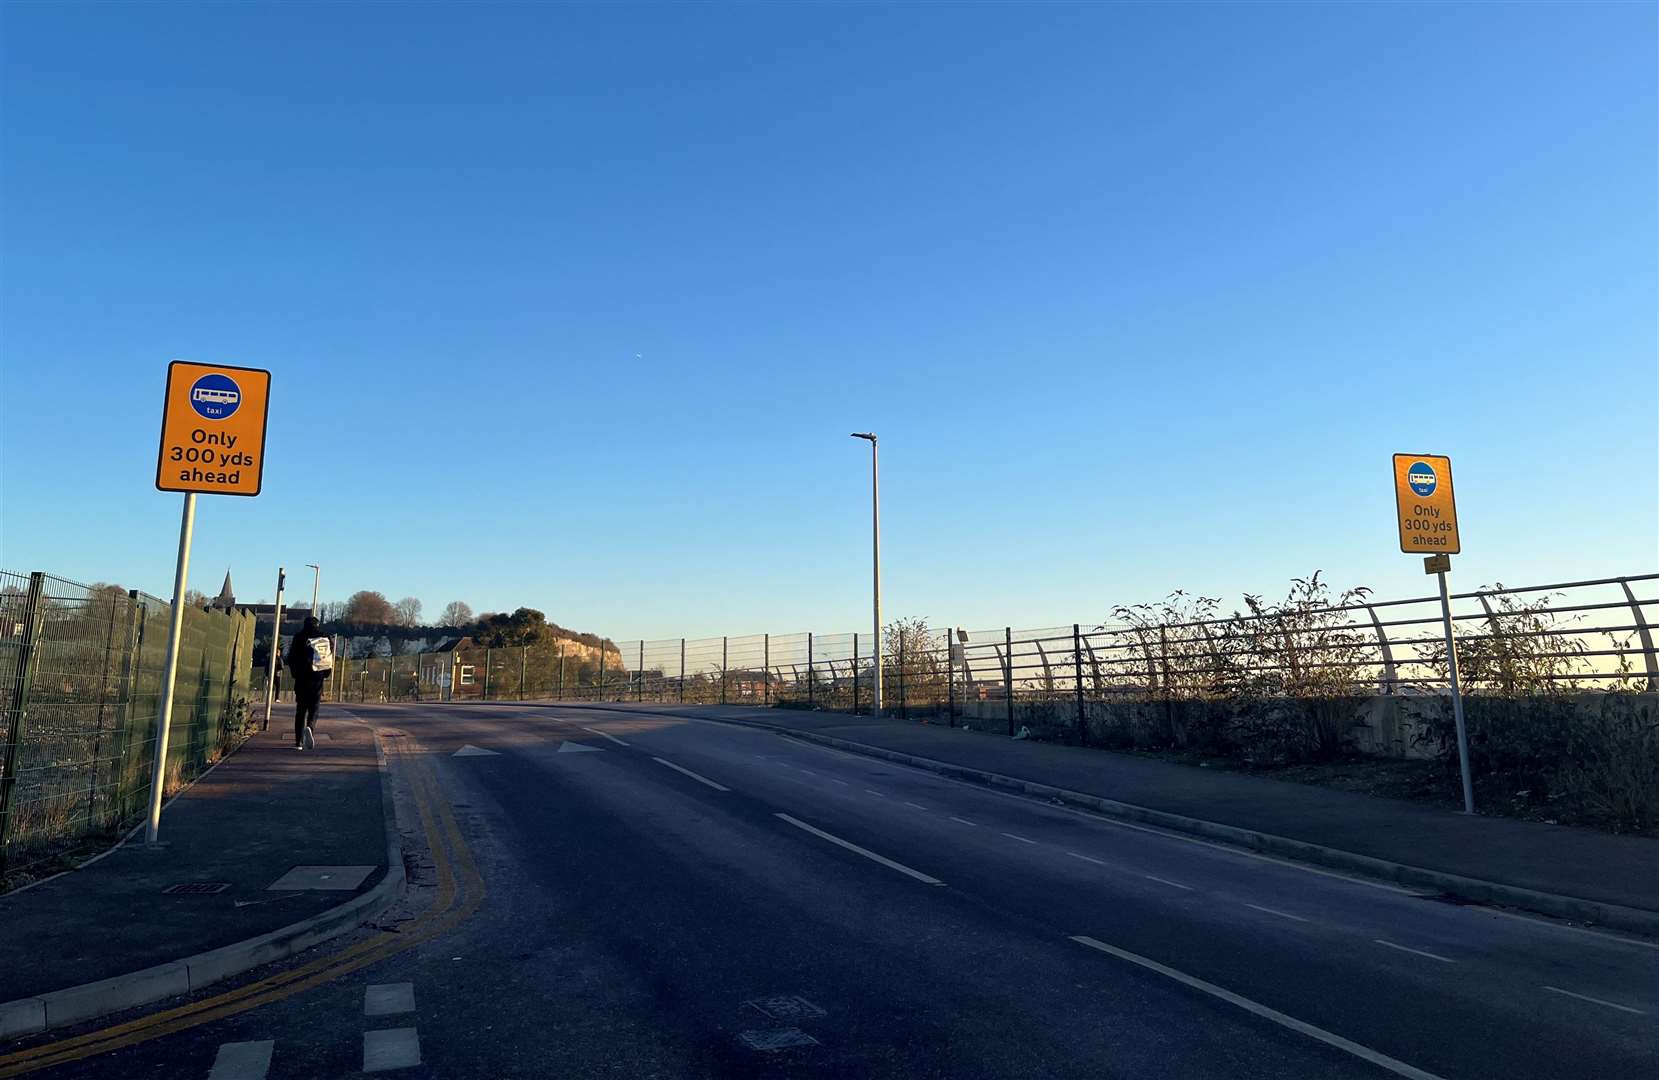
[897,632,907,720]
[0,572,47,875]
[679,638,686,703]
[483,647,492,700]
[638,640,645,702]
[721,636,728,705]
[1073,623,1086,745]
[852,632,860,716]
[85,589,123,829]
[1004,627,1014,736]
[558,643,565,700]
[763,634,769,706]
[946,631,955,727]
[108,592,147,828]
[807,632,814,709]
[1618,578,1659,692]
[598,648,605,703]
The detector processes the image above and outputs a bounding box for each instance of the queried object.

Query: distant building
[207,570,237,612]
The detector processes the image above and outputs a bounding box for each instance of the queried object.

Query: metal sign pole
[262,568,285,730]
[146,492,197,844]
[1436,567,1476,815]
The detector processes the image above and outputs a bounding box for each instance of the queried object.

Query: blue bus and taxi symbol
[1406,460,1438,498]
[188,373,241,420]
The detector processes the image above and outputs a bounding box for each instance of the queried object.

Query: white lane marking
[1071,936,1447,1080]
[364,981,416,1016]
[864,788,888,798]
[363,1027,422,1072]
[775,813,944,886]
[829,778,850,786]
[1541,985,1647,1015]
[208,1040,274,1080]
[903,801,928,810]
[582,726,630,746]
[1001,831,1037,845]
[1143,874,1194,891]
[652,757,731,791]
[1066,851,1109,867]
[784,736,1437,897]
[949,816,978,826]
[1245,903,1310,923]
[797,768,817,776]
[1375,939,1455,964]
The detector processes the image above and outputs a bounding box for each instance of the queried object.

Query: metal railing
[322,575,1657,733]
[0,571,257,881]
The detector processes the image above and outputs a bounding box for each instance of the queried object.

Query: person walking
[285,615,334,749]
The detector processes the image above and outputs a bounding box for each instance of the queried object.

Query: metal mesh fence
[1,571,257,882]
[325,576,1656,736]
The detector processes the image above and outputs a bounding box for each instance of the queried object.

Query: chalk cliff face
[333,630,622,665]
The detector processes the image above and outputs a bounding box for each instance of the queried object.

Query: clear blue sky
[3,2,1654,641]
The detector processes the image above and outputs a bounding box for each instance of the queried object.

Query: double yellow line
[0,732,484,1077]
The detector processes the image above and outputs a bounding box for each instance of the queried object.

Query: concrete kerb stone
[534,701,1659,939]
[0,722,406,1042]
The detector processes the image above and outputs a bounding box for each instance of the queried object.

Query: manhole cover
[737,1028,819,1053]
[267,865,376,891]
[163,882,230,895]
[743,995,827,1021]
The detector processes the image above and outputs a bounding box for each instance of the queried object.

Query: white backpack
[308,636,335,674]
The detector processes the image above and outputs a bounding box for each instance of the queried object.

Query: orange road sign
[1393,453,1459,555]
[156,360,271,496]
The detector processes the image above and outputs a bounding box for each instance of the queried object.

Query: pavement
[0,712,391,1034]
[555,700,1659,929]
[2,701,1654,1079]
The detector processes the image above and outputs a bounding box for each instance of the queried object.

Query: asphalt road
[22,702,1658,1079]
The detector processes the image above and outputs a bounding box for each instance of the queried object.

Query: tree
[394,596,424,627]
[342,590,397,625]
[184,588,210,609]
[469,607,552,648]
[440,601,473,627]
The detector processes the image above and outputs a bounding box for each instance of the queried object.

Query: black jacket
[285,631,331,690]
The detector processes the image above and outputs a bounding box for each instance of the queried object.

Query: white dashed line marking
[1375,939,1455,964]
[1541,985,1647,1015]
[363,1028,421,1072]
[582,726,629,746]
[775,813,944,885]
[1066,851,1109,867]
[652,757,731,791]
[208,1040,274,1080]
[797,768,817,776]
[1142,874,1193,891]
[364,982,416,1016]
[864,789,888,798]
[1001,832,1037,845]
[902,801,927,810]
[949,816,977,826]
[1245,903,1309,923]
[1071,937,1446,1080]
[829,778,850,786]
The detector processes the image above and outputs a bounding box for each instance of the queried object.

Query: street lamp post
[306,563,320,620]
[851,433,881,715]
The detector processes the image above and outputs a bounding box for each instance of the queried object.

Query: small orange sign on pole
[1392,453,1459,555]
[156,360,272,496]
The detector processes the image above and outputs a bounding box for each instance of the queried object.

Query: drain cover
[737,1028,819,1053]
[163,882,230,895]
[743,995,827,1021]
